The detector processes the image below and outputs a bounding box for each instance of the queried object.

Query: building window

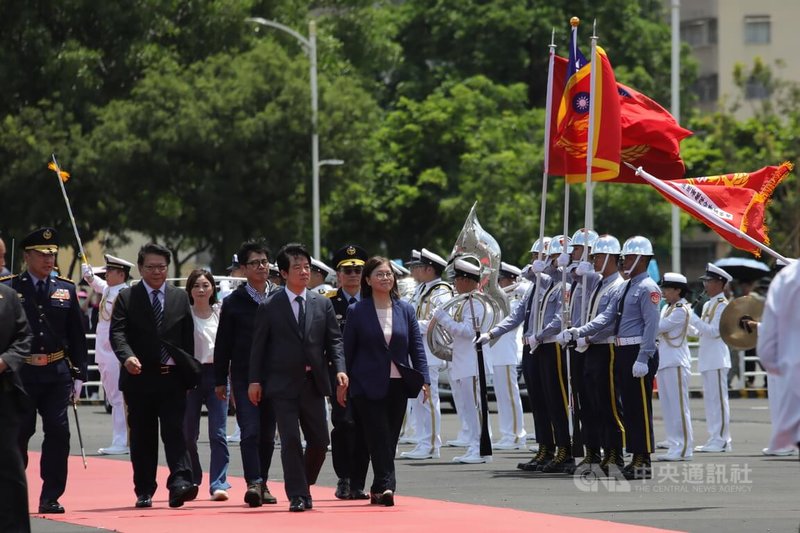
[745,77,771,99]
[692,74,719,103]
[682,18,717,47]
[744,15,770,44]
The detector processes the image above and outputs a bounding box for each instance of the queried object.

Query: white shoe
[98,446,129,455]
[694,442,731,453]
[446,439,469,447]
[656,453,692,462]
[762,447,797,456]
[656,440,670,449]
[493,440,526,450]
[211,489,229,501]
[400,448,438,460]
[226,434,241,444]
[398,436,418,445]
[453,454,492,464]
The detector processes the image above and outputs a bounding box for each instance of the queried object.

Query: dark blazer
[343,297,430,400]
[110,282,195,392]
[249,289,345,399]
[0,283,32,396]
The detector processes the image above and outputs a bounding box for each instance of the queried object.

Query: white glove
[576,261,594,276]
[433,308,448,322]
[73,379,84,399]
[475,332,492,346]
[532,259,547,274]
[525,336,540,350]
[632,361,649,378]
[520,264,537,281]
[81,263,94,282]
[556,327,580,344]
[557,253,570,268]
[575,338,589,353]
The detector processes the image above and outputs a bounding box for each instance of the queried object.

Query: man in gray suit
[0,282,33,532]
[249,243,348,512]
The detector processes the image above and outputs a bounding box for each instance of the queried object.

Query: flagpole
[50,154,88,265]
[627,162,790,264]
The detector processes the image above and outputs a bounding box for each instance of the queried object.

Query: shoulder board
[717,297,725,302]
[56,276,76,284]
[325,289,338,299]
[676,303,683,307]
[0,274,17,282]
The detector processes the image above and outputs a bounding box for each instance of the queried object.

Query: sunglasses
[340,266,363,275]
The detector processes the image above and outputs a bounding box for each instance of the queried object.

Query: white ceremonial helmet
[592,234,622,255]
[548,235,571,256]
[621,236,654,257]
[529,236,551,254]
[569,228,599,252]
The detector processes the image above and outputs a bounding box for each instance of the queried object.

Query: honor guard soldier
[655,273,694,461]
[327,244,371,500]
[82,254,135,455]
[309,258,336,295]
[691,263,733,453]
[401,248,452,459]
[490,262,528,449]
[564,236,661,480]
[1,228,88,513]
[480,238,554,470]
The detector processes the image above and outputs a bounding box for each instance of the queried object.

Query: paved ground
[28,397,799,533]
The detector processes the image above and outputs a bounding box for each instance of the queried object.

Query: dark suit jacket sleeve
[248,303,269,384]
[0,285,32,373]
[214,297,233,387]
[324,297,345,374]
[110,287,134,364]
[405,302,430,384]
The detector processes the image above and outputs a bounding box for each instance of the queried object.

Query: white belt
[542,336,558,344]
[615,336,642,346]
[592,337,615,345]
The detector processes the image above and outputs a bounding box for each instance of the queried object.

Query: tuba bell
[427,203,510,361]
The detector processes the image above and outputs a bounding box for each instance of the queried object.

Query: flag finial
[570,17,580,28]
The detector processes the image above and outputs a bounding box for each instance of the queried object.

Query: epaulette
[56,276,76,284]
[717,297,724,302]
[676,303,683,307]
[325,289,338,299]
[0,274,17,282]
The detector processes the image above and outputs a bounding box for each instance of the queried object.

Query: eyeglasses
[340,266,363,275]
[372,271,394,280]
[142,264,168,272]
[246,259,269,268]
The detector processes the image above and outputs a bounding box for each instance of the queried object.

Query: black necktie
[296,295,306,335]
[151,290,170,364]
[613,281,632,336]
[36,280,46,304]
[349,297,356,305]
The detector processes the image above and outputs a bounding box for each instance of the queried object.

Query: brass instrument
[427,203,509,361]
[720,294,765,351]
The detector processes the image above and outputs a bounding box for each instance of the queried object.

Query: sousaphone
[720,294,765,351]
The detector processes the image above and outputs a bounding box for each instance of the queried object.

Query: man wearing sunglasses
[327,244,371,501]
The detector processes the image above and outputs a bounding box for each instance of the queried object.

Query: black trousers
[583,344,626,451]
[521,345,553,447]
[329,392,370,491]
[352,379,407,494]
[19,377,71,503]
[0,383,30,533]
[537,343,571,452]
[614,345,658,454]
[123,372,193,497]
[258,399,276,482]
[568,349,586,456]
[271,375,329,499]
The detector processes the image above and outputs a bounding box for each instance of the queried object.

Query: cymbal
[720,294,765,351]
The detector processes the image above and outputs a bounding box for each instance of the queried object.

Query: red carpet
[28,453,680,533]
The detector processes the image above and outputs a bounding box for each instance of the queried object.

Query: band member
[655,273,693,461]
[2,228,88,514]
[82,254,135,455]
[309,258,335,295]
[690,263,733,453]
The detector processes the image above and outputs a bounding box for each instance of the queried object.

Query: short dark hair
[137,243,171,267]
[186,269,218,306]
[276,243,311,273]
[360,256,400,300]
[237,240,271,267]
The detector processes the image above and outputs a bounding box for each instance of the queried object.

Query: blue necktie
[296,295,306,336]
[151,290,170,364]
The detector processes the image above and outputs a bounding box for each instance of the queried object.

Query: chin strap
[624,255,641,277]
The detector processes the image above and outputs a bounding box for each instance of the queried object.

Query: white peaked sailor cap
[500,262,521,278]
[104,254,134,271]
[391,260,411,276]
[419,248,447,270]
[700,263,732,283]
[660,272,688,288]
[453,257,481,281]
[407,249,422,266]
[310,257,336,277]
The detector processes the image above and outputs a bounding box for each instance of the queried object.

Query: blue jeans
[184,365,231,494]
[231,375,264,484]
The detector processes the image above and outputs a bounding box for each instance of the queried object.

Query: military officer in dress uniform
[563,236,660,480]
[655,273,694,461]
[1,228,88,513]
[691,263,733,453]
[327,244,371,500]
[82,254,135,455]
[309,258,336,295]
[400,248,452,460]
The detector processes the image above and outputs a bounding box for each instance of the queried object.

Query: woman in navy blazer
[341,256,429,506]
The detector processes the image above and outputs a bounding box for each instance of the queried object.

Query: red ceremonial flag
[547,55,569,175]
[648,162,793,256]
[554,45,621,183]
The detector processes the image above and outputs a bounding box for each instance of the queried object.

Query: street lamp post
[246,17,324,257]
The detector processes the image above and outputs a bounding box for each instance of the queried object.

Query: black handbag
[396,363,425,398]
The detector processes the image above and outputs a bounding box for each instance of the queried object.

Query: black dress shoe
[289,496,305,512]
[261,483,278,504]
[169,484,199,508]
[379,490,394,507]
[135,495,153,508]
[335,477,351,500]
[301,495,313,510]
[38,501,65,514]
[350,489,370,500]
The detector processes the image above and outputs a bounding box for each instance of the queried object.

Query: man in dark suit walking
[110,243,197,509]
[0,282,33,532]
[249,243,348,512]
